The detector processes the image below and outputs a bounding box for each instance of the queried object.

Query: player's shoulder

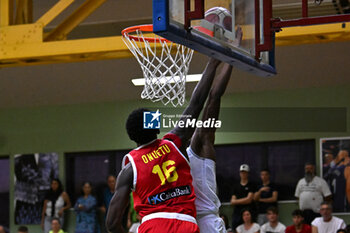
[162,132,182,148]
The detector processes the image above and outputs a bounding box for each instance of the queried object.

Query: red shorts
[138,213,199,233]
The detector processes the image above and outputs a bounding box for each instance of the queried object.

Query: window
[216,139,315,202]
[65,150,129,205]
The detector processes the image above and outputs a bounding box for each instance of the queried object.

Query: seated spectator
[285,209,311,233]
[254,169,278,225]
[41,179,71,233]
[336,229,346,233]
[74,181,100,233]
[311,202,346,233]
[236,208,260,233]
[49,218,65,233]
[0,225,7,233]
[260,206,286,233]
[220,213,233,233]
[17,226,29,233]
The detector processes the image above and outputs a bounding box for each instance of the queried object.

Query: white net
[122,26,194,107]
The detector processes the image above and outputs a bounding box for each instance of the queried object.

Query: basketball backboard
[152,0,276,77]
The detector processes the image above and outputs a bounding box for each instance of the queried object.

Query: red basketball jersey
[123,133,196,218]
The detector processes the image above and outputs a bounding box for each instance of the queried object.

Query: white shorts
[197,213,227,233]
[187,147,226,233]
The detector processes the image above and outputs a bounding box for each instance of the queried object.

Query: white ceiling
[0,0,349,108]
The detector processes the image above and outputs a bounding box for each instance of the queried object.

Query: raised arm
[170,58,221,152]
[106,164,133,233]
[189,63,232,160]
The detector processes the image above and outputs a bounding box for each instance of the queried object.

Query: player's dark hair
[126,108,160,144]
[292,209,304,217]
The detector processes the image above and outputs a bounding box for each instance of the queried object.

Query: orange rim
[122,24,169,43]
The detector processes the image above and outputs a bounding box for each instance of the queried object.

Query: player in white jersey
[187,62,233,233]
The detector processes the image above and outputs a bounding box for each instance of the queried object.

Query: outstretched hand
[230,26,243,47]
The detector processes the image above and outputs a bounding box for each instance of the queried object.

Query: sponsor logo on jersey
[148,185,191,205]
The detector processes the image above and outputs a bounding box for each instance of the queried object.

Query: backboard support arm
[184,0,204,29]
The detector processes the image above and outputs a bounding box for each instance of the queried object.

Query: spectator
[260,206,286,233]
[236,208,260,233]
[74,181,100,233]
[99,175,117,233]
[311,202,346,233]
[0,225,6,233]
[336,230,346,233]
[101,175,129,232]
[41,178,71,233]
[295,163,332,224]
[254,169,278,225]
[17,226,29,233]
[220,213,233,233]
[231,164,256,230]
[49,218,65,233]
[100,175,116,217]
[285,209,311,233]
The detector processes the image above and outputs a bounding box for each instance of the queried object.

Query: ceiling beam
[36,0,74,27]
[0,0,14,26]
[44,0,107,41]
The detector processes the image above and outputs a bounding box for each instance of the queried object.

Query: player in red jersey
[187,62,232,233]
[106,58,223,233]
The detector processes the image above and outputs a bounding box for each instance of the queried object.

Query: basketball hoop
[122,24,194,107]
